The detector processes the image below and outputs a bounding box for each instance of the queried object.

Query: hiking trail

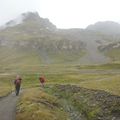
[0,93,18,120]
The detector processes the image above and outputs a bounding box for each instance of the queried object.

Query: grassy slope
[46,85,120,120]
[0,63,120,96]
[15,63,120,96]
[0,47,42,66]
[16,88,69,120]
[0,46,84,72]
[16,85,120,120]
[0,63,120,119]
[80,75,120,96]
[105,48,120,62]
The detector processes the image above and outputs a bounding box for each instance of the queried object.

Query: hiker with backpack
[39,76,45,88]
[14,75,22,96]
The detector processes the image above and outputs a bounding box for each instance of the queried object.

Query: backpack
[16,79,21,85]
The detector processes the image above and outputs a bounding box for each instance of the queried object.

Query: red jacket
[39,77,45,83]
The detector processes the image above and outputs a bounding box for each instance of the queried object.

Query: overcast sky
[0,0,120,28]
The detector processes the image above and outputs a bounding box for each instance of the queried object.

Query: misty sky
[0,0,120,28]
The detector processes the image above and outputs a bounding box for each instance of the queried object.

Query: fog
[0,0,120,28]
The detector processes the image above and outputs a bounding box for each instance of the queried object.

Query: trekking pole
[9,79,13,93]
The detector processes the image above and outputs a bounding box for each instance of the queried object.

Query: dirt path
[0,93,18,120]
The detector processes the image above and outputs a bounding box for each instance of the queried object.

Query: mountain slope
[99,41,120,62]
[86,21,120,34]
[0,12,85,70]
[0,12,120,68]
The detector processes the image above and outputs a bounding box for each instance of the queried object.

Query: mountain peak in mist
[22,12,41,21]
[2,12,56,30]
[86,21,120,34]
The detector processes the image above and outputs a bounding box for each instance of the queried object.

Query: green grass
[16,88,69,120]
[0,75,14,97]
[0,63,120,96]
[1,63,119,120]
[80,75,120,96]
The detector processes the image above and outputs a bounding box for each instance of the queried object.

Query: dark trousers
[15,85,20,96]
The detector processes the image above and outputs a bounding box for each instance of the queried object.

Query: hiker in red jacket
[39,76,45,88]
[14,75,22,96]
